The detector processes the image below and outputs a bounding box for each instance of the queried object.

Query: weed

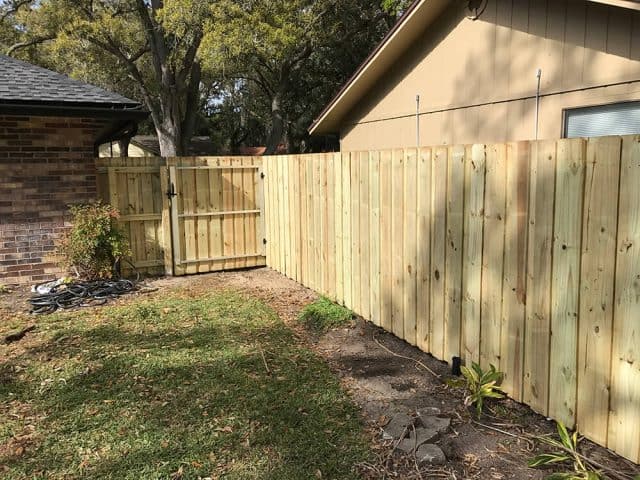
[529,421,603,479]
[0,284,9,294]
[298,297,354,332]
[461,362,505,418]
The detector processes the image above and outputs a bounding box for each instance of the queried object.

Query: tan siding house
[310,0,640,150]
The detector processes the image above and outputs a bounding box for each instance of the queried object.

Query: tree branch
[5,35,55,55]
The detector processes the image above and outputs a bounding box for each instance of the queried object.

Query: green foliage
[529,422,603,480]
[298,297,354,332]
[203,0,395,152]
[58,202,130,279]
[381,0,414,17]
[461,362,505,418]
[0,284,9,294]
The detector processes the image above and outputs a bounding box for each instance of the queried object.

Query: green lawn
[0,291,370,479]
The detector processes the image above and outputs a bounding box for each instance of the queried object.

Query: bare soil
[2,268,639,480]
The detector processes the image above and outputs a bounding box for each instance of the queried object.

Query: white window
[564,101,640,138]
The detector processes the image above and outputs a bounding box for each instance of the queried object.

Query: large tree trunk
[264,91,285,155]
[157,112,181,157]
[156,93,186,157]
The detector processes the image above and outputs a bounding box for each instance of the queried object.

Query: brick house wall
[0,115,110,285]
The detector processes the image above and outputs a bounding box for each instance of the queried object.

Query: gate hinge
[263,238,267,245]
[260,172,265,179]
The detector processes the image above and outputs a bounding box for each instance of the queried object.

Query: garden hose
[28,259,140,315]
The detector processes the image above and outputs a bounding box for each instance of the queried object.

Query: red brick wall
[0,115,109,285]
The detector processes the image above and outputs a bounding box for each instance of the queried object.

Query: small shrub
[461,361,505,418]
[58,202,130,279]
[529,421,603,480]
[298,297,354,332]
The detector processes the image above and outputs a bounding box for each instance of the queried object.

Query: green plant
[298,297,354,332]
[461,362,505,418]
[0,284,9,294]
[58,202,130,279]
[529,422,603,480]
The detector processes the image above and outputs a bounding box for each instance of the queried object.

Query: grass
[298,297,354,332]
[0,290,370,479]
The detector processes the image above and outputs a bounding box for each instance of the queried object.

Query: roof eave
[0,100,149,120]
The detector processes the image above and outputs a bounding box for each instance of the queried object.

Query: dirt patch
[2,267,639,480]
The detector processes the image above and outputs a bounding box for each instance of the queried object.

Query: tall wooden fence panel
[264,135,640,463]
[96,157,168,275]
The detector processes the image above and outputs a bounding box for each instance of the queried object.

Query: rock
[412,425,440,447]
[416,444,446,466]
[417,415,450,434]
[382,413,413,440]
[394,437,417,454]
[416,406,442,417]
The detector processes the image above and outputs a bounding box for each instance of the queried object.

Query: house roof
[131,136,218,156]
[0,54,145,117]
[309,0,640,136]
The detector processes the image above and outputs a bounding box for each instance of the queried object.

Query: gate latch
[166,182,177,199]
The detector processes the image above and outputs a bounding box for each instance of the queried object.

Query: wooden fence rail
[263,135,640,463]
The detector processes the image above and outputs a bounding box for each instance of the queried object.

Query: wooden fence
[263,135,640,463]
[96,157,168,275]
[95,156,266,276]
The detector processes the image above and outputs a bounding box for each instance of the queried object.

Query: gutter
[0,101,149,120]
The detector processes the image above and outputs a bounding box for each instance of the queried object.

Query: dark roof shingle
[0,54,139,106]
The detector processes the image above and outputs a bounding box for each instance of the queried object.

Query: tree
[3,0,213,156]
[204,0,394,154]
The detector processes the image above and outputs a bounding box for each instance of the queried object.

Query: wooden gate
[167,157,266,276]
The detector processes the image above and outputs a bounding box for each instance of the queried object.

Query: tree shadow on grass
[0,294,369,479]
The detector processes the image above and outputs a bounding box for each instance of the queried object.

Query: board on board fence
[263,135,640,464]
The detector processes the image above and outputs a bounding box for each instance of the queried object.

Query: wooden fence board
[577,137,621,446]
[480,144,507,370]
[360,151,371,319]
[370,152,381,327]
[195,166,210,273]
[523,140,556,416]
[608,135,640,459]
[416,147,432,352]
[430,146,448,357]
[334,154,344,303]
[380,150,392,331]
[327,154,336,299]
[500,142,529,401]
[391,149,405,339]
[351,155,361,314]
[403,149,418,345]
[462,144,485,364]
[445,145,465,363]
[342,153,352,308]
[320,155,328,294]
[549,138,585,428]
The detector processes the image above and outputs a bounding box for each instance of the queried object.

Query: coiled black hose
[29,259,140,315]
